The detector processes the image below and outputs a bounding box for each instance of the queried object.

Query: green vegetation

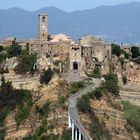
[111,44,122,57]
[91,111,112,140]
[15,90,32,126]
[69,81,85,94]
[36,102,50,117]
[23,129,71,140]
[0,130,5,140]
[122,101,140,134]
[77,86,111,140]
[77,94,91,113]
[0,45,4,52]
[102,73,119,96]
[86,67,101,78]
[122,75,127,85]
[88,87,103,100]
[7,43,22,58]
[40,68,54,84]
[0,53,7,63]
[131,46,140,58]
[131,56,140,64]
[0,76,32,133]
[15,53,37,75]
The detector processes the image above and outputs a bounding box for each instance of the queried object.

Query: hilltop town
[0,13,140,140]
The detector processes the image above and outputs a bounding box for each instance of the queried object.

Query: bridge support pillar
[75,127,78,140]
[68,113,72,128]
[72,122,74,140]
[79,132,82,140]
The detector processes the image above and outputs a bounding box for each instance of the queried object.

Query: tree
[40,68,53,85]
[0,45,4,52]
[7,43,22,58]
[111,44,122,57]
[131,46,140,58]
[15,54,36,75]
[102,73,119,96]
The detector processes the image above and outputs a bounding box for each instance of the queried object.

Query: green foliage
[60,129,72,140]
[88,87,103,100]
[0,76,32,129]
[102,73,119,96]
[58,96,66,105]
[131,46,140,58]
[69,81,85,94]
[77,95,91,113]
[86,67,101,78]
[124,52,130,59]
[15,53,36,75]
[111,44,122,57]
[0,130,5,140]
[0,45,4,52]
[40,68,53,85]
[122,75,127,85]
[122,101,140,133]
[0,53,6,63]
[131,57,140,64]
[7,43,22,58]
[15,90,32,126]
[91,111,112,140]
[36,102,50,117]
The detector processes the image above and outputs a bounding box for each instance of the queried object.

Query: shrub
[88,87,103,100]
[40,68,53,84]
[69,81,85,94]
[131,46,140,58]
[77,95,91,113]
[122,101,140,134]
[7,43,22,58]
[85,67,101,78]
[122,75,127,85]
[102,73,119,96]
[0,130,5,140]
[111,44,122,57]
[15,54,36,75]
[36,102,50,117]
[15,90,32,126]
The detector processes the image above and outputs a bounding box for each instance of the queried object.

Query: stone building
[69,36,111,74]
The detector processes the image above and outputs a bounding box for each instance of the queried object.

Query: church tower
[38,13,48,40]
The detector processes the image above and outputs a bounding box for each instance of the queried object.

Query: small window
[42,34,45,37]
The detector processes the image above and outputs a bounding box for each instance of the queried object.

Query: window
[42,16,45,22]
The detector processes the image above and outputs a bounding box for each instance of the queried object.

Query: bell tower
[38,13,48,40]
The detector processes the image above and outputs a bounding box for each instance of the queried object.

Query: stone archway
[73,61,78,70]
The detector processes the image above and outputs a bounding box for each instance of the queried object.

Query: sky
[0,0,140,12]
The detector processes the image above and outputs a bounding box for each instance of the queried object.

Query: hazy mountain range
[0,2,140,44]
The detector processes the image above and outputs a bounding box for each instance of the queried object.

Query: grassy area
[122,101,140,134]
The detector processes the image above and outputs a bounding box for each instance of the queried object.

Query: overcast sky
[0,0,140,12]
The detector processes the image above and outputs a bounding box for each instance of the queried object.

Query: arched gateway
[73,61,78,70]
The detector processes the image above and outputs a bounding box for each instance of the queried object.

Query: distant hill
[0,2,140,44]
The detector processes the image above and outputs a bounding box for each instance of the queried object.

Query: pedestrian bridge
[68,80,101,140]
